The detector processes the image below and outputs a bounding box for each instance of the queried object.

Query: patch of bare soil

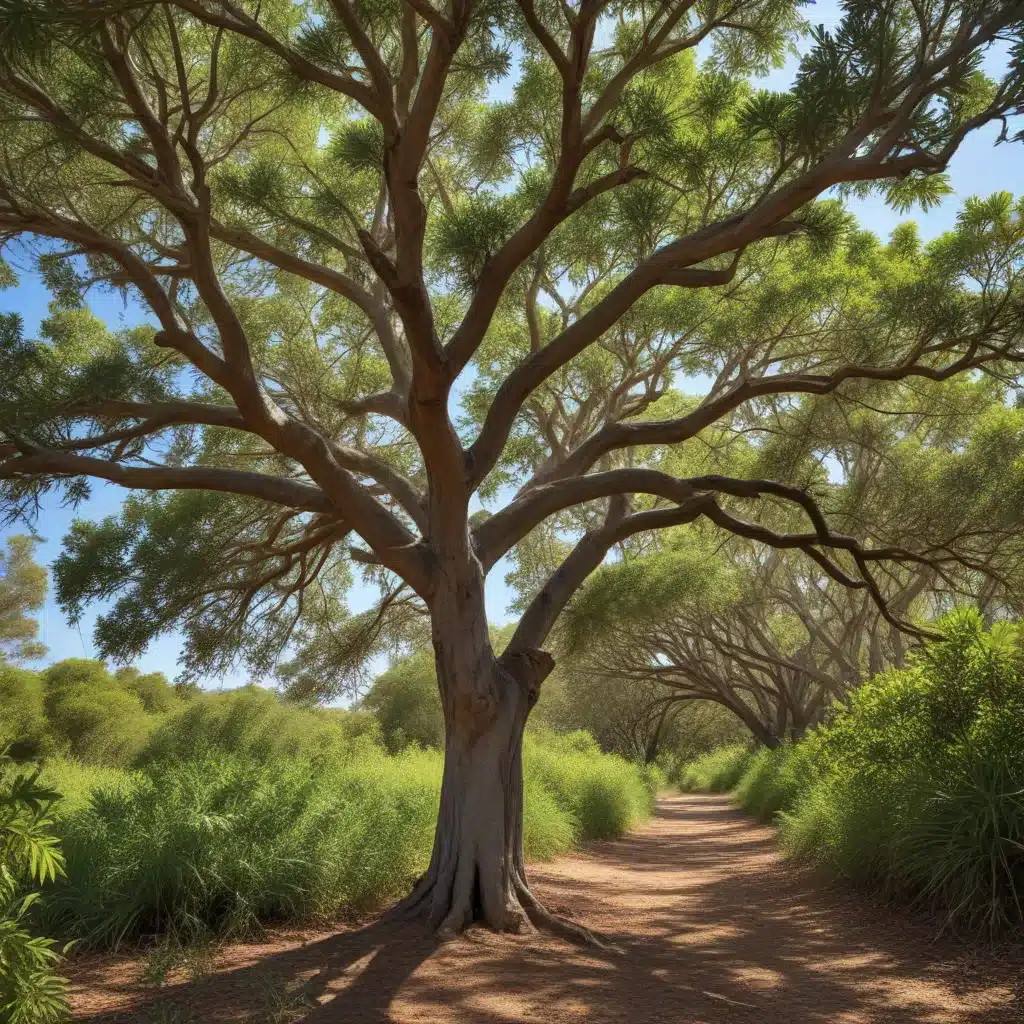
[67,794,1024,1023]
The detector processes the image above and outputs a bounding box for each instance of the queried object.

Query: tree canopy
[0,533,47,663]
[559,390,1024,744]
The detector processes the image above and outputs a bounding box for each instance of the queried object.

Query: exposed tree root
[511,871,612,949]
[388,865,611,949]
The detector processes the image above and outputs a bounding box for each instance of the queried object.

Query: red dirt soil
[67,793,1024,1023]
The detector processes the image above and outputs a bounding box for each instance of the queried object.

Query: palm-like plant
[0,751,70,1024]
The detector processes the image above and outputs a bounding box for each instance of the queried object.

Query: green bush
[521,780,577,860]
[679,744,752,793]
[42,660,156,765]
[775,611,1024,936]
[361,651,444,753]
[113,668,179,714]
[0,664,47,761]
[39,759,137,817]
[733,743,818,821]
[0,753,70,1024]
[47,747,440,948]
[42,719,653,949]
[525,730,654,841]
[139,685,379,765]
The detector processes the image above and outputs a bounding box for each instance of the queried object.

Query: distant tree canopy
[0,0,1022,934]
[559,394,1024,745]
[0,534,47,663]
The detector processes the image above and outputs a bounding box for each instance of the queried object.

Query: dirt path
[69,794,1022,1023]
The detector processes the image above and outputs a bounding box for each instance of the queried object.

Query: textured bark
[388,561,587,936]
[392,644,558,934]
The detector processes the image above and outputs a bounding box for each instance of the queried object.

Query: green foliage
[53,490,356,682]
[687,611,1024,937]
[536,666,747,769]
[524,730,656,841]
[0,665,47,761]
[679,744,753,793]
[113,668,178,715]
[47,748,440,948]
[42,660,156,765]
[777,610,1024,936]
[732,743,816,821]
[38,701,654,948]
[361,651,444,753]
[139,685,378,766]
[38,759,135,818]
[0,535,47,663]
[560,541,730,656]
[0,753,69,1024]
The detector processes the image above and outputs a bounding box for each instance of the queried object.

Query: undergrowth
[678,744,752,793]
[681,610,1024,938]
[40,719,656,950]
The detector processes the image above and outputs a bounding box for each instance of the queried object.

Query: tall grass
[43,726,655,949]
[47,747,440,948]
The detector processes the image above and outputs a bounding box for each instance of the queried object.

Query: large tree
[1,0,1023,935]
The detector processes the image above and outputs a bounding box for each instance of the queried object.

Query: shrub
[42,660,155,765]
[679,744,752,793]
[361,651,444,752]
[47,748,441,948]
[43,726,654,948]
[733,743,818,821]
[113,668,179,715]
[0,664,47,761]
[521,781,577,860]
[525,730,653,841]
[775,609,1024,937]
[0,753,70,1024]
[40,759,137,817]
[139,685,378,765]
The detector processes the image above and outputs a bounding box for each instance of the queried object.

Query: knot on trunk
[498,647,555,708]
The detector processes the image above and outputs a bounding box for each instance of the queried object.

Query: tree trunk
[719,697,781,749]
[390,565,567,936]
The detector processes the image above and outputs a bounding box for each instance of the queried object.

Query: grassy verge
[42,723,656,950]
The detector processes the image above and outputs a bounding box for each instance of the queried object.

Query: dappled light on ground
[68,795,1022,1023]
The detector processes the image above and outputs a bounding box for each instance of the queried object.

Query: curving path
[70,794,1022,1023]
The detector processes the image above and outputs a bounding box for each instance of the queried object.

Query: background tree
[0,0,1023,935]
[536,665,747,764]
[561,389,1024,745]
[362,649,446,752]
[0,534,46,663]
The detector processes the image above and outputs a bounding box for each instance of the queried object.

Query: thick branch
[0,448,335,513]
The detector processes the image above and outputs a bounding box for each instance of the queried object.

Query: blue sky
[2,1,1022,687]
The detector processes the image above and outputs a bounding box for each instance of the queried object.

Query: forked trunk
[390,565,587,937]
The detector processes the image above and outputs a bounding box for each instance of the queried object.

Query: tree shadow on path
[71,795,1023,1024]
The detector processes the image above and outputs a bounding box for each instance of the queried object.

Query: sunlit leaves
[0,752,70,1024]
